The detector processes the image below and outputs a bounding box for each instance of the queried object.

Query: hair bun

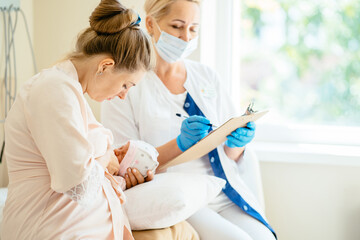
[89,0,138,34]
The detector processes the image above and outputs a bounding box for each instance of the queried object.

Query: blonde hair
[144,0,201,21]
[69,0,154,72]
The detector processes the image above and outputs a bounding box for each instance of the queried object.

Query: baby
[115,140,159,178]
[106,140,159,193]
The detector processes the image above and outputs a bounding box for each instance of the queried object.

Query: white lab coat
[101,59,266,219]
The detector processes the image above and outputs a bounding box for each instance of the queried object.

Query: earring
[97,72,103,76]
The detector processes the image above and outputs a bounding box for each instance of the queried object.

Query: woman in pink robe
[0,0,154,239]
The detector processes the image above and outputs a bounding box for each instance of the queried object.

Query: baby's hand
[125,168,154,189]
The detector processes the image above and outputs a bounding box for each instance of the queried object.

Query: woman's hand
[225,122,256,148]
[125,168,154,189]
[223,122,255,162]
[176,115,211,152]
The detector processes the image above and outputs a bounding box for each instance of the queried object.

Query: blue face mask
[154,27,198,63]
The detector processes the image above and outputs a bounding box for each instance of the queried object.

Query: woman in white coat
[101,0,276,239]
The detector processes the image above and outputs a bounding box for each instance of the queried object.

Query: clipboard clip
[243,101,257,116]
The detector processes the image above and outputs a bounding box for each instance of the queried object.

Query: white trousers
[187,202,276,240]
[187,147,274,239]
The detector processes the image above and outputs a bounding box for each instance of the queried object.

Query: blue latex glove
[225,122,256,148]
[176,115,211,152]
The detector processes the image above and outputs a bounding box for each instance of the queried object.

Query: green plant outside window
[240,0,360,126]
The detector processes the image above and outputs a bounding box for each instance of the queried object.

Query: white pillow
[124,172,226,230]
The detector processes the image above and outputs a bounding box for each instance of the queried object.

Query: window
[200,0,360,152]
[239,0,360,127]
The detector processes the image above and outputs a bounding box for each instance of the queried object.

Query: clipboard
[159,110,268,170]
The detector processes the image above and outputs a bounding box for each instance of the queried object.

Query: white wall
[0,0,34,187]
[260,160,360,240]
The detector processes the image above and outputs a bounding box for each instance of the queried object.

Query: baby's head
[115,140,159,177]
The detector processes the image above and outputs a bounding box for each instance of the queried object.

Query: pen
[175,113,218,128]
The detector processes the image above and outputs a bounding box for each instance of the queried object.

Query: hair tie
[130,14,141,27]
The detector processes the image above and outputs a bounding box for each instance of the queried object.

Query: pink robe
[1,60,133,240]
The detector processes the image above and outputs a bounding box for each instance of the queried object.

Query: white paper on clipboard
[159,110,269,170]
